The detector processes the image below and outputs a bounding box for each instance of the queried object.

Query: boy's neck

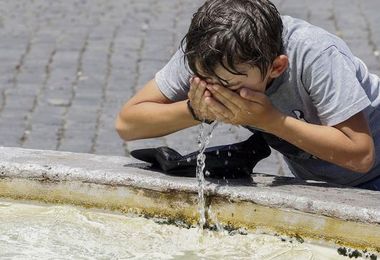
[266,78,275,90]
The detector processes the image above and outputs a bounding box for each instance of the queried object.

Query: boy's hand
[205,85,284,132]
[188,77,217,121]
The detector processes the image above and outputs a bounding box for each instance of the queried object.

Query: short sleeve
[155,48,192,102]
[302,46,371,126]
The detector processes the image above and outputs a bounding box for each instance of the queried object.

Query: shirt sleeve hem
[155,71,178,101]
[320,97,371,126]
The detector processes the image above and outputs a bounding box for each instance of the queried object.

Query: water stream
[196,122,218,229]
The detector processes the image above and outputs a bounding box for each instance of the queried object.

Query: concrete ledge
[0,147,379,251]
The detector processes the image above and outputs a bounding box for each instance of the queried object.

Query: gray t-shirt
[155,15,380,186]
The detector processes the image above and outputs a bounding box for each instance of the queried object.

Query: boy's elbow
[358,153,375,173]
[115,114,137,142]
[354,145,376,173]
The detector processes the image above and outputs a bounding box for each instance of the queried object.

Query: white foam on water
[0,200,355,260]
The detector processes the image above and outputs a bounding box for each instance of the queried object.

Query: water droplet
[186,158,191,163]
[224,160,229,165]
[216,150,220,155]
[205,171,210,176]
[227,151,232,157]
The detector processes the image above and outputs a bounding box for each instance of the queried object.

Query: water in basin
[0,199,358,259]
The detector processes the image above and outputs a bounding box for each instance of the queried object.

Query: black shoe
[130,132,271,179]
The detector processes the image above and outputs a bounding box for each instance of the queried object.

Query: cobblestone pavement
[0,0,379,176]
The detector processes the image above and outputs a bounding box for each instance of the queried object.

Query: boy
[116,0,380,191]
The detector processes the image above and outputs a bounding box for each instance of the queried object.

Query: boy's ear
[269,55,288,78]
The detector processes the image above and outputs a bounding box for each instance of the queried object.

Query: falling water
[196,121,218,229]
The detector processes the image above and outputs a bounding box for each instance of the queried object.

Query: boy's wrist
[186,100,214,124]
[261,111,287,136]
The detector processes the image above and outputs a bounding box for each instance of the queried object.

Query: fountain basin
[0,146,379,253]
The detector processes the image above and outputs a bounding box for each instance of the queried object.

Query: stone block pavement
[0,0,379,177]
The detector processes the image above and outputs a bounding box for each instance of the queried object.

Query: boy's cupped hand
[188,77,218,122]
[204,83,284,132]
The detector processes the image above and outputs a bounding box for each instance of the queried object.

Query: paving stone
[72,88,102,102]
[164,126,206,154]
[96,126,121,140]
[58,140,93,153]
[23,128,59,150]
[0,119,26,139]
[0,107,29,122]
[58,128,95,153]
[70,97,102,108]
[114,36,143,51]
[254,150,282,175]
[65,109,99,125]
[126,137,167,154]
[0,120,27,143]
[0,38,30,50]
[16,71,46,85]
[94,143,126,156]
[64,120,97,131]
[0,132,23,147]
[107,75,137,93]
[29,106,65,126]
[137,59,168,86]
[42,88,73,103]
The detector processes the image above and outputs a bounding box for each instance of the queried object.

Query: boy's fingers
[208,106,232,123]
[205,96,234,120]
[189,78,205,108]
[188,77,201,97]
[240,88,266,104]
[207,85,240,112]
[188,78,196,100]
[204,89,212,97]
[194,80,206,104]
[189,78,214,120]
[203,105,215,120]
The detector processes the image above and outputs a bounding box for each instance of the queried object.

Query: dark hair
[181,0,283,84]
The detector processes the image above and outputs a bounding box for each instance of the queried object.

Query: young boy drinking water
[116,0,380,191]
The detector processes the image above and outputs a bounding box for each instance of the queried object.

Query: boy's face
[200,63,273,95]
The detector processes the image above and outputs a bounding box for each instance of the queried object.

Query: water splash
[196,121,218,229]
[207,205,225,233]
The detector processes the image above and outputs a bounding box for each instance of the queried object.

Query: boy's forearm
[116,100,199,141]
[268,114,375,173]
